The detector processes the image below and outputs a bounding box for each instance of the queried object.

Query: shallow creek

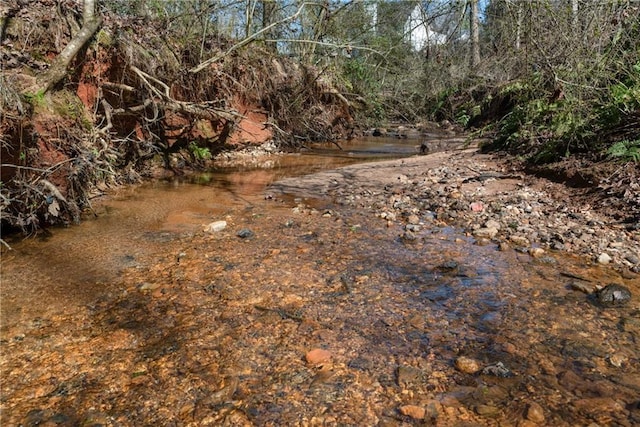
[1,137,639,426]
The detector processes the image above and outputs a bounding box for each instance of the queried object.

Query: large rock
[596,284,632,306]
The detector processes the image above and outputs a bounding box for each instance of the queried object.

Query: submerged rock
[525,401,546,424]
[482,362,513,378]
[455,356,481,374]
[596,284,632,306]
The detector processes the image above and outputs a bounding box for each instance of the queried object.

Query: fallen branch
[130,66,242,122]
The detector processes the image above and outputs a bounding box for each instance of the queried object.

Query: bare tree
[469,0,480,67]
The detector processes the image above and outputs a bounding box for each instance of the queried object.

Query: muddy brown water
[1,137,639,426]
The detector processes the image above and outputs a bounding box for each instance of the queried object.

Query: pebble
[138,282,161,291]
[509,235,530,247]
[407,214,420,224]
[424,400,442,419]
[305,348,332,365]
[525,401,545,423]
[236,229,254,238]
[399,405,425,420]
[455,356,481,374]
[482,362,512,377]
[470,202,484,212]
[529,247,545,258]
[473,227,498,239]
[475,404,499,416]
[485,219,501,230]
[597,252,612,264]
[205,220,227,233]
[608,353,627,367]
[569,281,594,294]
[396,365,423,386]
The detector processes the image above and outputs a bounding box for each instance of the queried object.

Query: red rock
[305,348,332,365]
[470,202,484,212]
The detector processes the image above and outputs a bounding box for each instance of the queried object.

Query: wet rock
[402,230,418,241]
[625,253,640,265]
[569,281,595,294]
[475,237,492,246]
[573,397,625,415]
[596,284,632,306]
[399,404,425,420]
[305,348,332,365]
[310,364,335,386]
[525,401,545,424]
[529,247,545,258]
[473,227,498,239]
[424,400,443,420]
[24,409,48,426]
[509,235,530,247]
[498,242,510,251]
[236,228,254,238]
[455,356,481,374]
[405,224,421,232]
[396,365,423,386]
[437,260,459,271]
[407,214,420,225]
[138,282,161,292]
[475,404,499,417]
[485,219,501,230]
[482,362,512,378]
[608,353,627,367]
[205,220,227,233]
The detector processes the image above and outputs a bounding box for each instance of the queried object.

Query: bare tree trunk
[515,0,523,51]
[470,0,480,67]
[262,0,277,52]
[27,0,102,95]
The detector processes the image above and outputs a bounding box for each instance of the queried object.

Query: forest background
[1,0,639,235]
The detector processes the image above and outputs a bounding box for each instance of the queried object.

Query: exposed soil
[2,143,639,426]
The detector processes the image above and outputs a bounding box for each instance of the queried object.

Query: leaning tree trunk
[28,0,102,95]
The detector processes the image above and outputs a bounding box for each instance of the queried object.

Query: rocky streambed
[271,148,640,276]
[1,143,639,426]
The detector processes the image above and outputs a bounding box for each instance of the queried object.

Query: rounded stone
[305,348,332,365]
[596,284,632,306]
[597,252,612,264]
[455,356,481,374]
[205,220,227,233]
[399,405,425,420]
[530,247,545,258]
[525,401,545,423]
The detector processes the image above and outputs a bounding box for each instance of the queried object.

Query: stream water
[1,137,639,426]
